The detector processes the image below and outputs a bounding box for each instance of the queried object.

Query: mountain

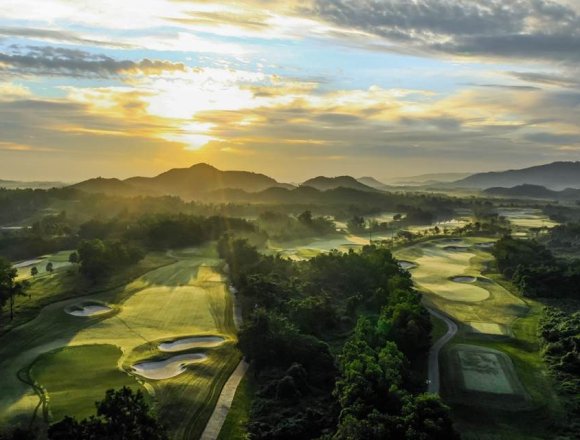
[391,172,471,186]
[357,176,390,190]
[71,177,148,197]
[484,184,580,200]
[70,163,293,199]
[0,180,66,190]
[302,176,377,192]
[453,161,580,190]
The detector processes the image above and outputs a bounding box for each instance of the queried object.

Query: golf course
[395,235,564,439]
[0,247,240,440]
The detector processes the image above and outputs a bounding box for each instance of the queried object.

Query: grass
[0,246,240,440]
[217,374,256,440]
[3,252,175,335]
[29,345,145,422]
[396,236,565,439]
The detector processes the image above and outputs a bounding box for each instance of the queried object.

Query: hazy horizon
[1,0,580,181]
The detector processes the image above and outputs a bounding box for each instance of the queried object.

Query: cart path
[427,307,457,394]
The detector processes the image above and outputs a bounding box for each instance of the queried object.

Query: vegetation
[48,387,167,440]
[493,236,580,299]
[219,237,457,439]
[0,257,28,321]
[538,307,580,438]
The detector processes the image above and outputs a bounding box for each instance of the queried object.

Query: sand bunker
[443,245,470,251]
[132,353,207,380]
[452,276,477,283]
[66,302,112,317]
[13,259,44,268]
[399,261,417,270]
[159,336,225,352]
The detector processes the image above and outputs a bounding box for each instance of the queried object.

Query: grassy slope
[0,246,240,440]
[3,252,175,335]
[396,236,564,439]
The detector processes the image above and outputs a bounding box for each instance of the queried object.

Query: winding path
[426,307,458,394]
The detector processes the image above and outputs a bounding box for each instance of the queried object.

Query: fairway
[496,208,558,229]
[398,241,490,302]
[15,250,75,280]
[0,248,239,440]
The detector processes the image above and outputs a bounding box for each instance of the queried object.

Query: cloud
[310,0,580,63]
[0,27,131,48]
[0,46,187,78]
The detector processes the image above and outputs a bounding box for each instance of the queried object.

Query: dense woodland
[539,308,580,438]
[219,237,457,439]
[492,236,580,299]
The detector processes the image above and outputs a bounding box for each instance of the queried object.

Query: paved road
[199,359,249,440]
[427,308,458,394]
[200,284,248,440]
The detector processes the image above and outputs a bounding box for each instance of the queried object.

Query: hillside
[71,163,293,199]
[0,180,66,190]
[302,176,377,192]
[484,184,580,200]
[391,172,470,186]
[357,176,390,190]
[70,177,147,197]
[454,161,580,190]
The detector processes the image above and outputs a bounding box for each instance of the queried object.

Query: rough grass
[0,247,240,440]
[217,374,255,440]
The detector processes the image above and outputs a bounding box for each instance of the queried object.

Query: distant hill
[302,176,377,192]
[454,161,580,190]
[484,184,580,200]
[357,176,390,190]
[391,172,471,186]
[0,180,66,190]
[71,177,147,197]
[70,163,294,199]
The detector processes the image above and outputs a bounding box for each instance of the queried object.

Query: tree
[30,266,38,277]
[48,387,167,440]
[68,252,79,264]
[46,262,54,273]
[0,257,29,322]
[298,210,313,225]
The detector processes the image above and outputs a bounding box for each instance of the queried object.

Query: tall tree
[0,257,29,321]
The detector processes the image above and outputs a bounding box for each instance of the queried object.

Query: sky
[1,0,580,183]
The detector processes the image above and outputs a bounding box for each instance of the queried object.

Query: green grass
[217,374,256,440]
[0,246,240,440]
[4,252,175,335]
[431,313,448,343]
[30,345,145,422]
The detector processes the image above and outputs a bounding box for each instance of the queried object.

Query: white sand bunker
[399,261,417,270]
[452,276,477,283]
[132,353,207,380]
[66,302,112,317]
[159,336,225,352]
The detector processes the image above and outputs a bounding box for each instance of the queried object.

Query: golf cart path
[427,307,458,394]
[200,285,248,440]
